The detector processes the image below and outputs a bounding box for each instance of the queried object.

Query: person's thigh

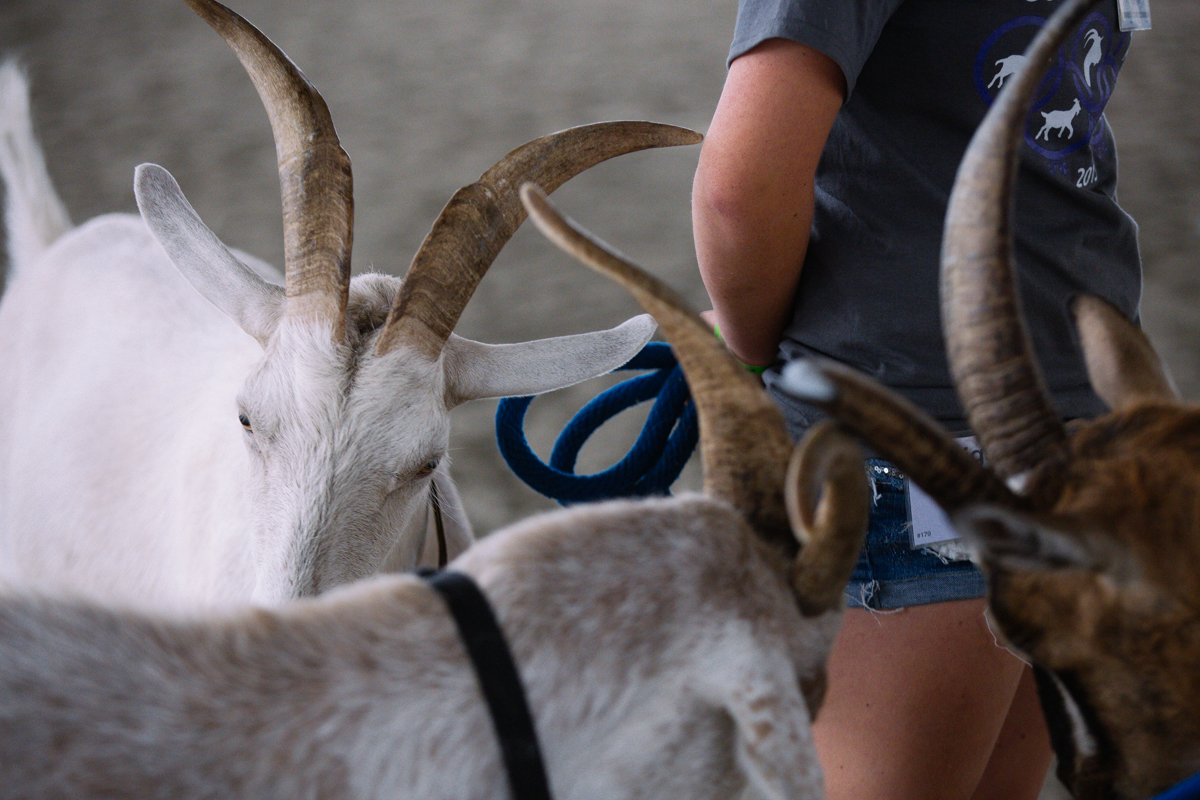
[972,664,1054,800]
[812,599,1033,800]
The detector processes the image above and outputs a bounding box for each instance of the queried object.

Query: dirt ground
[1,2,1197,796]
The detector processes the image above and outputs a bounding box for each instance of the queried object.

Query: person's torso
[735,0,1142,433]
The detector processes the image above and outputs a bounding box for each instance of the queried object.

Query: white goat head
[781,1,1200,797]
[0,0,700,607]
[0,184,869,800]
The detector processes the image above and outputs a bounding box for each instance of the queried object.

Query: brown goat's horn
[779,359,1020,511]
[186,0,353,342]
[940,0,1101,479]
[1072,294,1179,410]
[520,183,796,554]
[786,420,870,616]
[374,122,702,358]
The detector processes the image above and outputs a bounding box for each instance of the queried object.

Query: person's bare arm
[692,38,845,367]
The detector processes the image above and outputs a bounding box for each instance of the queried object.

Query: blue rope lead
[1152,769,1200,800]
[496,342,698,505]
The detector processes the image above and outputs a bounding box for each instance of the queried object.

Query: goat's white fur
[0,61,655,607]
[0,494,835,800]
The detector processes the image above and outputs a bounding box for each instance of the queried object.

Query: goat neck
[373,121,702,360]
[185,0,353,342]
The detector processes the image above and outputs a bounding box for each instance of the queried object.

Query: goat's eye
[415,458,439,478]
[238,413,253,432]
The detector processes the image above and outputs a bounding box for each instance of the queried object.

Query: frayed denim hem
[844,570,988,610]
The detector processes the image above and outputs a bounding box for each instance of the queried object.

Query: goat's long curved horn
[940,0,1101,479]
[374,122,703,358]
[780,359,1020,510]
[520,183,796,554]
[785,420,870,616]
[186,0,352,341]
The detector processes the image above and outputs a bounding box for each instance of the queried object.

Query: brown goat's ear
[1072,295,1178,410]
[952,504,1099,573]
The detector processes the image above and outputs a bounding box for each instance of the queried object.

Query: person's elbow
[692,156,776,257]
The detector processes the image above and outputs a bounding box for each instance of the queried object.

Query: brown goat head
[778,0,1200,797]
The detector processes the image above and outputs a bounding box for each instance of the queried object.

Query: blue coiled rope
[495,342,698,505]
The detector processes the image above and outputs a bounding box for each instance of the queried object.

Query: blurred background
[1,3,1196,795]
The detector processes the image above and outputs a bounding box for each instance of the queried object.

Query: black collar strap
[420,568,553,800]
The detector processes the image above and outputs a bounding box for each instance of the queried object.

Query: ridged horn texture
[185,0,353,342]
[519,183,797,555]
[374,121,703,358]
[785,420,871,616]
[940,0,1101,480]
[787,359,1021,512]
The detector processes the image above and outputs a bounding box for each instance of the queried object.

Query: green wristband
[712,324,770,374]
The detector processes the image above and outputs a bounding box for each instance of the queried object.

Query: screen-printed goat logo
[974,11,1130,183]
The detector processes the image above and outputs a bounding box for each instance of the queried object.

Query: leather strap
[421,569,552,800]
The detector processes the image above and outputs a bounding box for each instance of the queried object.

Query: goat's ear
[134,164,284,345]
[951,503,1100,572]
[1072,294,1178,410]
[438,313,657,406]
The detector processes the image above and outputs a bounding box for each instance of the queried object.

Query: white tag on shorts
[1117,0,1152,31]
[907,436,983,549]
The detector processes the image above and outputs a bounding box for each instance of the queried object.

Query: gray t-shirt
[732,0,1142,436]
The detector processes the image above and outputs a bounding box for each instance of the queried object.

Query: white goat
[0,0,700,608]
[0,184,870,800]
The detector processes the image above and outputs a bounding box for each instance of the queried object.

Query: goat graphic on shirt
[975,9,1131,187]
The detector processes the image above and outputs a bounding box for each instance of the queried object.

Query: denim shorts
[844,459,988,610]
